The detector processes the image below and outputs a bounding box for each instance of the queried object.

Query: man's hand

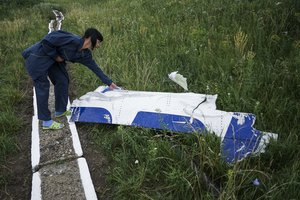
[109,82,118,90]
[55,56,64,62]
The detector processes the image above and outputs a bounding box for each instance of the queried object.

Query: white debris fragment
[168,71,188,91]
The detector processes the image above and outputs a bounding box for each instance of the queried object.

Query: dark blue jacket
[22,30,112,85]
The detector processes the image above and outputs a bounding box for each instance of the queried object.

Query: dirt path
[30,83,97,199]
[0,81,110,199]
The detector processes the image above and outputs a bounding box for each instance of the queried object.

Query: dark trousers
[33,62,69,121]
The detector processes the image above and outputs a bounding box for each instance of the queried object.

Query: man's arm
[77,52,113,86]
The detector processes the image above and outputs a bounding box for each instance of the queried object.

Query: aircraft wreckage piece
[70,86,277,163]
[48,10,64,33]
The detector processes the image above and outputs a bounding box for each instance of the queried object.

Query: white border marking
[31,172,42,200]
[31,87,40,170]
[77,158,98,200]
[67,99,83,157]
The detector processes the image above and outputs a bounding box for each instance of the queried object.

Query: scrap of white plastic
[48,10,64,34]
[70,86,278,163]
[168,71,188,91]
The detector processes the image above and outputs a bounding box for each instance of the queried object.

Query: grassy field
[0,0,299,199]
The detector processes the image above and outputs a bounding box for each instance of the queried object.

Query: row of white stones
[31,87,97,200]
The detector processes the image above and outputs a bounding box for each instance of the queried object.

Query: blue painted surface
[131,111,205,133]
[101,87,111,93]
[221,113,262,163]
[70,107,112,124]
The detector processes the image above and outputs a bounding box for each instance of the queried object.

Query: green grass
[0,0,43,182]
[1,0,299,199]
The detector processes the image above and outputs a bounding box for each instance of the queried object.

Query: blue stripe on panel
[132,111,205,133]
[221,112,262,162]
[70,107,112,124]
